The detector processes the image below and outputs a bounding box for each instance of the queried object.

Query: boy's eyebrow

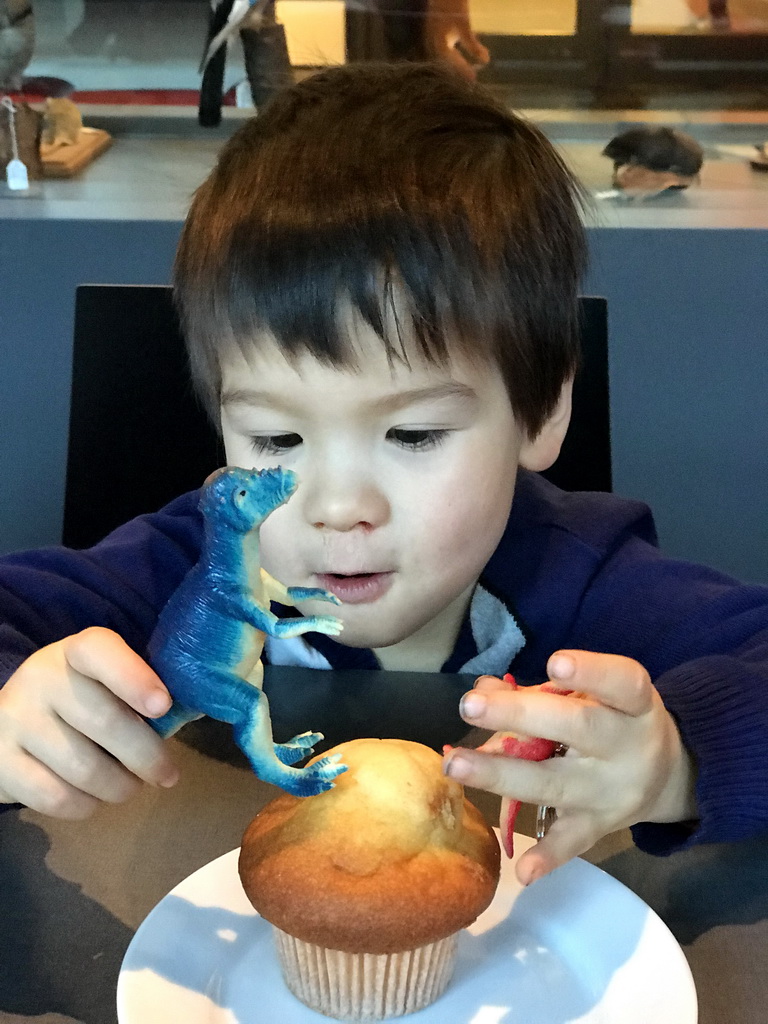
[221,388,282,409]
[368,382,478,412]
[220,382,478,411]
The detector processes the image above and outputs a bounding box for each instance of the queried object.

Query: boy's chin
[334,628,405,650]
[331,617,415,652]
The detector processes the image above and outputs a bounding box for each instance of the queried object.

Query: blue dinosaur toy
[146,466,347,796]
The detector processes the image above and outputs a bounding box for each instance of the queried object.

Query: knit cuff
[632,655,768,856]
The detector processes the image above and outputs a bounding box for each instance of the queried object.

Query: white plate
[118,832,697,1024]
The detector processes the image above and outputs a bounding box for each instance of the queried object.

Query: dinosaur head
[200,466,298,531]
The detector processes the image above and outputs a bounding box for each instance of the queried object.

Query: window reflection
[15,0,768,105]
[631,0,768,33]
[470,0,577,37]
[27,0,346,91]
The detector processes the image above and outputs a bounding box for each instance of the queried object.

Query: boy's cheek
[257,514,303,581]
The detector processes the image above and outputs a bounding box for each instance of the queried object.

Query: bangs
[215,213,502,372]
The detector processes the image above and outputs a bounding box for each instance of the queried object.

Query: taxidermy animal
[41,97,82,146]
[603,125,704,193]
[147,465,348,797]
[0,0,34,91]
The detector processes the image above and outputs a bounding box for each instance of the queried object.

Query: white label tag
[6,157,29,191]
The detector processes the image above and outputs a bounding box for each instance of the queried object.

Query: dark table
[2,667,767,1024]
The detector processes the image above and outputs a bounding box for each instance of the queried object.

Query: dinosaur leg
[283,585,341,606]
[147,701,203,738]
[175,663,345,794]
[272,615,343,640]
[232,687,346,795]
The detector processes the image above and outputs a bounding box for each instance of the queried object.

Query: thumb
[514,812,598,886]
[443,44,482,82]
[456,26,490,65]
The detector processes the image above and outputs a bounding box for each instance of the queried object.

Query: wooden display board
[40,127,112,178]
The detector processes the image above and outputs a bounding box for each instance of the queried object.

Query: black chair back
[63,285,223,549]
[64,286,610,548]
[542,295,611,494]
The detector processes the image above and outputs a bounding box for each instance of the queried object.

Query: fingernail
[144,690,171,716]
[158,766,180,789]
[459,691,487,719]
[548,654,575,681]
[443,752,472,781]
[524,863,545,886]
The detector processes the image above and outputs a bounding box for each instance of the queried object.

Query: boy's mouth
[316,571,394,605]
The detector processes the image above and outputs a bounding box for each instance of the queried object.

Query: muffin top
[238,738,501,953]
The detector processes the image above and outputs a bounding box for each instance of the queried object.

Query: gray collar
[456,584,526,677]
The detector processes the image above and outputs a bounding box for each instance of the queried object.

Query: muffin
[238,738,501,1021]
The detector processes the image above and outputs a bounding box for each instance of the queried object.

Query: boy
[1,63,767,888]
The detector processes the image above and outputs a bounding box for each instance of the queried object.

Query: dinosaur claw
[286,586,342,606]
[317,617,344,636]
[274,731,325,765]
[304,753,347,789]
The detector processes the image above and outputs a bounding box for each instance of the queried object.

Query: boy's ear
[518,378,574,472]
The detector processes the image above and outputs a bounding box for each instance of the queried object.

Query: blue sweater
[1,470,767,856]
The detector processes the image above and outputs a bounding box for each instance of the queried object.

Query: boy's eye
[249,433,302,456]
[387,428,448,451]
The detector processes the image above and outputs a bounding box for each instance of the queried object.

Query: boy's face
[219,318,548,659]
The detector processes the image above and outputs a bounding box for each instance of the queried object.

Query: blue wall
[1,219,180,553]
[1,218,766,583]
[586,228,768,585]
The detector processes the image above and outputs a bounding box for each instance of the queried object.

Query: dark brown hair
[174,62,587,437]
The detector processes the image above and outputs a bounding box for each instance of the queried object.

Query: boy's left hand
[424,0,490,81]
[443,650,698,885]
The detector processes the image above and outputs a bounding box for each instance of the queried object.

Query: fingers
[473,674,514,695]
[462,652,654,754]
[460,686,608,756]
[21,712,145,802]
[50,677,179,790]
[456,26,490,65]
[444,745,579,808]
[0,629,180,816]
[63,627,171,717]
[442,43,479,82]
[514,812,600,886]
[547,651,653,717]
[424,20,484,81]
[0,748,100,819]
[458,655,668,886]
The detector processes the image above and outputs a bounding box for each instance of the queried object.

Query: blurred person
[707,0,730,29]
[348,0,489,80]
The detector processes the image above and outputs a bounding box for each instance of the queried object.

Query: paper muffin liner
[272,928,458,1021]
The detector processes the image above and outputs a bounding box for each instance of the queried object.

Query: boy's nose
[303,476,390,533]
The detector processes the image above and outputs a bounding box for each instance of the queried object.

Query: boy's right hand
[0,627,179,818]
